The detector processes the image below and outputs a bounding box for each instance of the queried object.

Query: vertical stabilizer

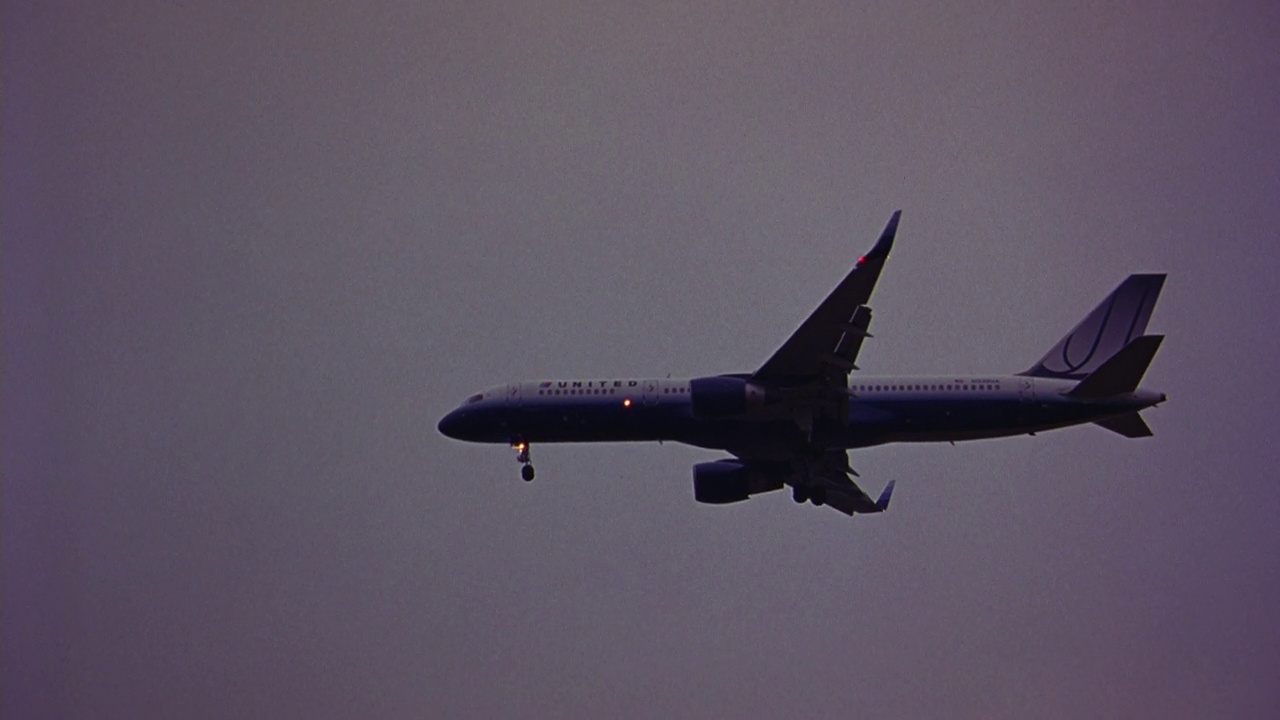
[1022,274,1166,380]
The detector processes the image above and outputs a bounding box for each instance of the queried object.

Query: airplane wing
[717,449,896,518]
[820,476,895,516]
[804,449,895,516]
[753,211,901,387]
[737,213,902,517]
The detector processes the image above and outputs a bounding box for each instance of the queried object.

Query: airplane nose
[438,409,466,439]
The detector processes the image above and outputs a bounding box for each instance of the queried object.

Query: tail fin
[1022,274,1166,380]
[1067,335,1164,398]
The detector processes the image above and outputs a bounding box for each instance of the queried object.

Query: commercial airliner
[439,212,1167,517]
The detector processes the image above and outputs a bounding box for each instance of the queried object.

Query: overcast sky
[5,2,1279,717]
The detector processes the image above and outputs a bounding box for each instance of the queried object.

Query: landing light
[623,398,632,407]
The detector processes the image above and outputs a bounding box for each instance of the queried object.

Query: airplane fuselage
[438,375,1164,458]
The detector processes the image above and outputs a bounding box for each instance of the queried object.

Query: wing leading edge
[753,211,901,386]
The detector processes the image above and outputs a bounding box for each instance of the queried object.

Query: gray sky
[5,2,1279,717]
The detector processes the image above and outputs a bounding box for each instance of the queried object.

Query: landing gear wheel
[511,440,533,481]
[792,487,809,504]
[810,487,827,507]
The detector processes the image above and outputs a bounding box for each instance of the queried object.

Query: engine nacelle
[693,460,784,505]
[689,376,767,418]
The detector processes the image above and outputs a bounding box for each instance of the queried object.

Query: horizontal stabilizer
[1093,412,1153,438]
[1067,335,1164,399]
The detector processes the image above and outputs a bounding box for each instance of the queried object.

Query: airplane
[438,211,1167,517]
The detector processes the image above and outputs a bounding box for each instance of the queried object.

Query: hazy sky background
[5,2,1279,717]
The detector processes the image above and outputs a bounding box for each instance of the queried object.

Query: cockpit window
[466,393,484,404]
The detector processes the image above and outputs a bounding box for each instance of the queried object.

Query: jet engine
[689,376,767,417]
[692,460,784,504]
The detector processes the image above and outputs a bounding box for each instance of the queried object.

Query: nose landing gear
[513,441,535,481]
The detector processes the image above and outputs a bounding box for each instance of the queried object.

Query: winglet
[874,480,895,512]
[864,210,901,263]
